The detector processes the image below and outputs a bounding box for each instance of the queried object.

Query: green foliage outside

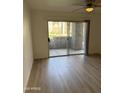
[49,30,67,39]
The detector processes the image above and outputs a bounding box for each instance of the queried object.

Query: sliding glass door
[48,22,68,57]
[68,22,88,55]
[48,21,89,57]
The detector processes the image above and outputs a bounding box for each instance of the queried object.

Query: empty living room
[23,0,101,93]
[2,0,124,93]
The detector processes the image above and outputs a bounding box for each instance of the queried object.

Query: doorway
[48,21,90,57]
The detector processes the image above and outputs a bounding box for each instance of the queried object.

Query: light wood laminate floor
[26,55,101,93]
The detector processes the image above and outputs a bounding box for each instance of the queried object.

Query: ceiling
[26,0,101,12]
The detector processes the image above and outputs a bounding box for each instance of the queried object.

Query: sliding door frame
[84,20,90,56]
[47,20,90,57]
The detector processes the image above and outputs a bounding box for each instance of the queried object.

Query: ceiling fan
[72,0,101,13]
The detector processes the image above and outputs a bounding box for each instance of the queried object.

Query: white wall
[23,1,33,91]
[31,10,101,59]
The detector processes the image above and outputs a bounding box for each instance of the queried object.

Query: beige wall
[31,10,101,59]
[23,1,33,91]
[89,12,101,54]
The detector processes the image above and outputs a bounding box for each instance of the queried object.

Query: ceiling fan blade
[94,4,101,7]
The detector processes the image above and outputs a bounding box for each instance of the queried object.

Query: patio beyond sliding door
[48,21,87,57]
[48,21,68,57]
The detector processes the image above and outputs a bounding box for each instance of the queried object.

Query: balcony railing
[49,36,84,50]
